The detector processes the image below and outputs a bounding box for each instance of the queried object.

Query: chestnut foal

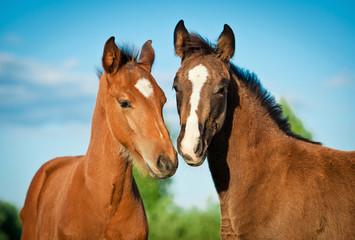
[21,37,178,240]
[173,20,354,240]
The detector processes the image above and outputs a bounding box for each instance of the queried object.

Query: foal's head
[100,37,178,179]
[173,20,235,166]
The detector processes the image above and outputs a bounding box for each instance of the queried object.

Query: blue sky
[0,0,354,209]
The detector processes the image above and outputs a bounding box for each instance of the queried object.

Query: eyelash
[216,86,227,95]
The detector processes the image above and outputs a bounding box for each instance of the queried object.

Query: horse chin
[145,163,175,180]
[183,154,206,167]
[186,159,205,167]
[179,145,208,167]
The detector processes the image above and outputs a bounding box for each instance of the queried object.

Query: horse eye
[216,86,227,95]
[119,100,131,108]
[172,85,179,92]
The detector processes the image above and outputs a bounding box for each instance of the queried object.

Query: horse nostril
[157,155,173,173]
[182,153,193,162]
[194,139,204,158]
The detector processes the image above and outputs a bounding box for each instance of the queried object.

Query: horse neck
[83,77,133,206]
[208,70,294,196]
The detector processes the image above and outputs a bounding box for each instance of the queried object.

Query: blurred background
[0,0,354,239]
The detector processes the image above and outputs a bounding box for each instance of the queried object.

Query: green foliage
[133,167,173,211]
[0,200,22,240]
[279,97,314,140]
[133,168,220,240]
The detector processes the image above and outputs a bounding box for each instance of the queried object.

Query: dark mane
[230,65,320,144]
[119,44,139,66]
[96,67,103,79]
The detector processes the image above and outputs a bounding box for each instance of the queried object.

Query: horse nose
[157,154,175,176]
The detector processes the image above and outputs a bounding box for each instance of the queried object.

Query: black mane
[183,34,319,144]
[119,44,139,66]
[231,65,320,144]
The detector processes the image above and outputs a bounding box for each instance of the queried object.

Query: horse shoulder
[282,142,353,190]
[281,143,355,238]
[316,147,355,238]
[20,156,81,239]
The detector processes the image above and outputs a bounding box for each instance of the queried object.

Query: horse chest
[55,203,147,240]
[103,200,148,240]
[59,194,147,239]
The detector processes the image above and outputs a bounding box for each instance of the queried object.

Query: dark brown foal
[173,20,354,240]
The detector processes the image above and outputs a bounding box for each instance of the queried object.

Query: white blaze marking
[155,120,163,139]
[135,77,153,98]
[180,64,208,160]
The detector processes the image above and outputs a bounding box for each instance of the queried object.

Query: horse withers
[173,20,354,239]
[20,37,178,240]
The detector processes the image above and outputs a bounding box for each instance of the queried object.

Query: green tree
[279,97,314,140]
[0,200,22,240]
[133,168,220,240]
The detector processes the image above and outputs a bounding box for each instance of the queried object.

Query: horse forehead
[188,63,208,78]
[182,56,225,79]
[186,64,209,91]
[134,77,154,98]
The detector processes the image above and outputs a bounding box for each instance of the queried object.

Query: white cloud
[0,85,36,104]
[0,53,15,75]
[0,52,97,94]
[0,52,98,125]
[324,72,354,88]
[62,58,81,69]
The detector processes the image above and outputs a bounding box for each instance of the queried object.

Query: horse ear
[102,36,121,74]
[174,20,189,58]
[138,40,155,72]
[216,24,235,61]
